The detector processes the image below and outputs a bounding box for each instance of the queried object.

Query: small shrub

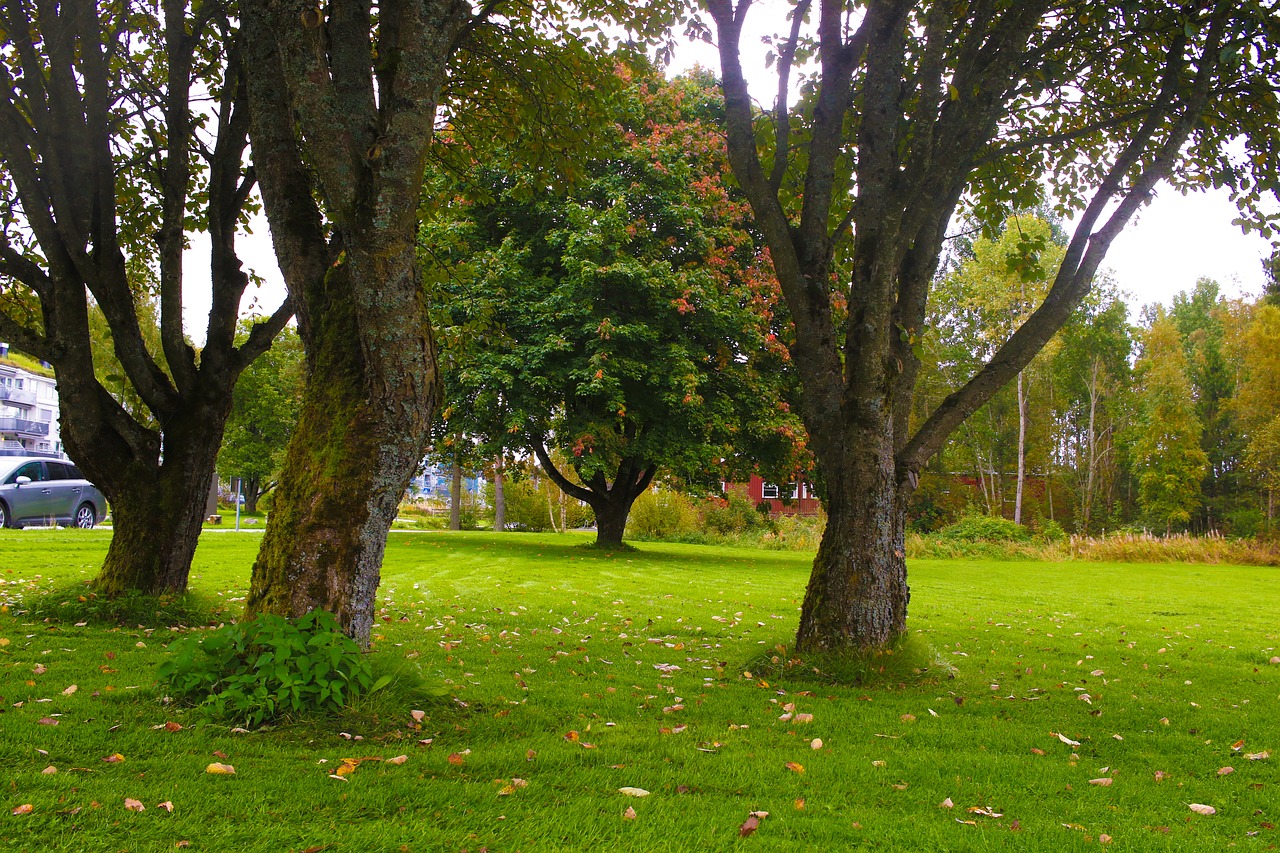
[702,492,772,536]
[628,489,700,539]
[937,514,1032,543]
[158,610,390,727]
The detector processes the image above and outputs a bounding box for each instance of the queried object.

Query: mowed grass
[1,529,1278,852]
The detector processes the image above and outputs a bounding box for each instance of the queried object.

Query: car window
[5,462,46,484]
[66,464,85,479]
[45,461,70,480]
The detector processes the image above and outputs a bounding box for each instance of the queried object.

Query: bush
[702,492,772,536]
[937,514,1032,543]
[158,610,390,727]
[628,488,700,539]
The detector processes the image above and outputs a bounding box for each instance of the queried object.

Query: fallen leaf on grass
[892,782,909,791]
[618,787,650,797]
[1030,748,1045,756]
[794,798,805,810]
[158,801,174,813]
[1218,767,1235,776]
[794,713,814,724]
[165,722,183,733]
[967,806,1003,818]
[810,738,823,750]
[900,714,916,723]
[37,717,59,726]
[1055,733,1080,747]
[1089,778,1113,787]
[1231,739,1245,752]
[33,664,46,675]
[411,709,426,722]
[42,766,56,775]
[939,798,954,809]
[102,753,125,764]
[785,762,804,774]
[62,684,77,695]
[1188,803,1216,816]
[446,753,466,766]
[1245,751,1270,761]
[205,763,236,775]
[1099,833,1112,844]
[124,798,145,812]
[386,755,408,765]
[623,806,637,820]
[175,842,190,849]
[739,815,761,837]
[12,804,32,816]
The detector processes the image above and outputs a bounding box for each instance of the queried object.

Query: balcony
[0,386,35,406]
[0,417,49,436]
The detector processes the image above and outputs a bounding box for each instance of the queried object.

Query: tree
[0,0,291,595]
[218,325,304,513]
[1236,303,1280,527]
[1132,310,1209,533]
[928,215,1064,524]
[705,0,1280,649]
[239,0,680,642]
[1049,285,1134,533]
[427,70,801,546]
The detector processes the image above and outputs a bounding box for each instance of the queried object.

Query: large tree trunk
[88,410,226,597]
[590,489,641,548]
[795,424,909,651]
[244,256,438,646]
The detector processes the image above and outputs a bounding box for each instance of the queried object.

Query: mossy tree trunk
[243,255,438,646]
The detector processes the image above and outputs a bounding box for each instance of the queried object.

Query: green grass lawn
[1,529,1277,852]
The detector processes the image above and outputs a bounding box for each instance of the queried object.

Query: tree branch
[532,441,596,505]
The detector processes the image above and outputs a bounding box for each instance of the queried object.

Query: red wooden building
[728,474,822,517]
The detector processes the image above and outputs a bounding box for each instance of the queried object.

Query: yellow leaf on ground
[12,804,32,816]
[205,763,236,775]
[785,762,805,774]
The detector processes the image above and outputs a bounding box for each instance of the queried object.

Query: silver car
[0,456,106,529]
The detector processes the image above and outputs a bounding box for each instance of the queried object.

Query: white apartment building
[0,344,62,457]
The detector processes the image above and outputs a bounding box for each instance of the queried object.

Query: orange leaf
[785,762,804,774]
[102,753,125,764]
[447,752,465,766]
[164,722,183,733]
[564,730,580,742]
[12,804,33,816]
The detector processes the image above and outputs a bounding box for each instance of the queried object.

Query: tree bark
[1015,371,1027,525]
[795,423,908,651]
[240,0,466,644]
[243,256,438,646]
[89,407,227,596]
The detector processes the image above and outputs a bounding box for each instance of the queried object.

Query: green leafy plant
[157,610,391,726]
[937,514,1032,543]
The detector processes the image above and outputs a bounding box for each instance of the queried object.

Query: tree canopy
[426,70,803,544]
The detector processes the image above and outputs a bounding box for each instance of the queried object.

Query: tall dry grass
[907,529,1280,565]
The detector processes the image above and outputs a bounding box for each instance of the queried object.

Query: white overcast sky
[181,12,1275,342]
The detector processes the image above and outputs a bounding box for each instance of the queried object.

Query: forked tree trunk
[795,424,909,651]
[590,490,641,548]
[244,256,438,645]
[89,412,226,597]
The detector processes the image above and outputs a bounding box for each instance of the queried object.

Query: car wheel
[74,503,97,529]
[0,501,8,529]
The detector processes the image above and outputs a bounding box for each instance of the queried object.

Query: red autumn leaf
[447,752,465,766]
[739,815,760,837]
